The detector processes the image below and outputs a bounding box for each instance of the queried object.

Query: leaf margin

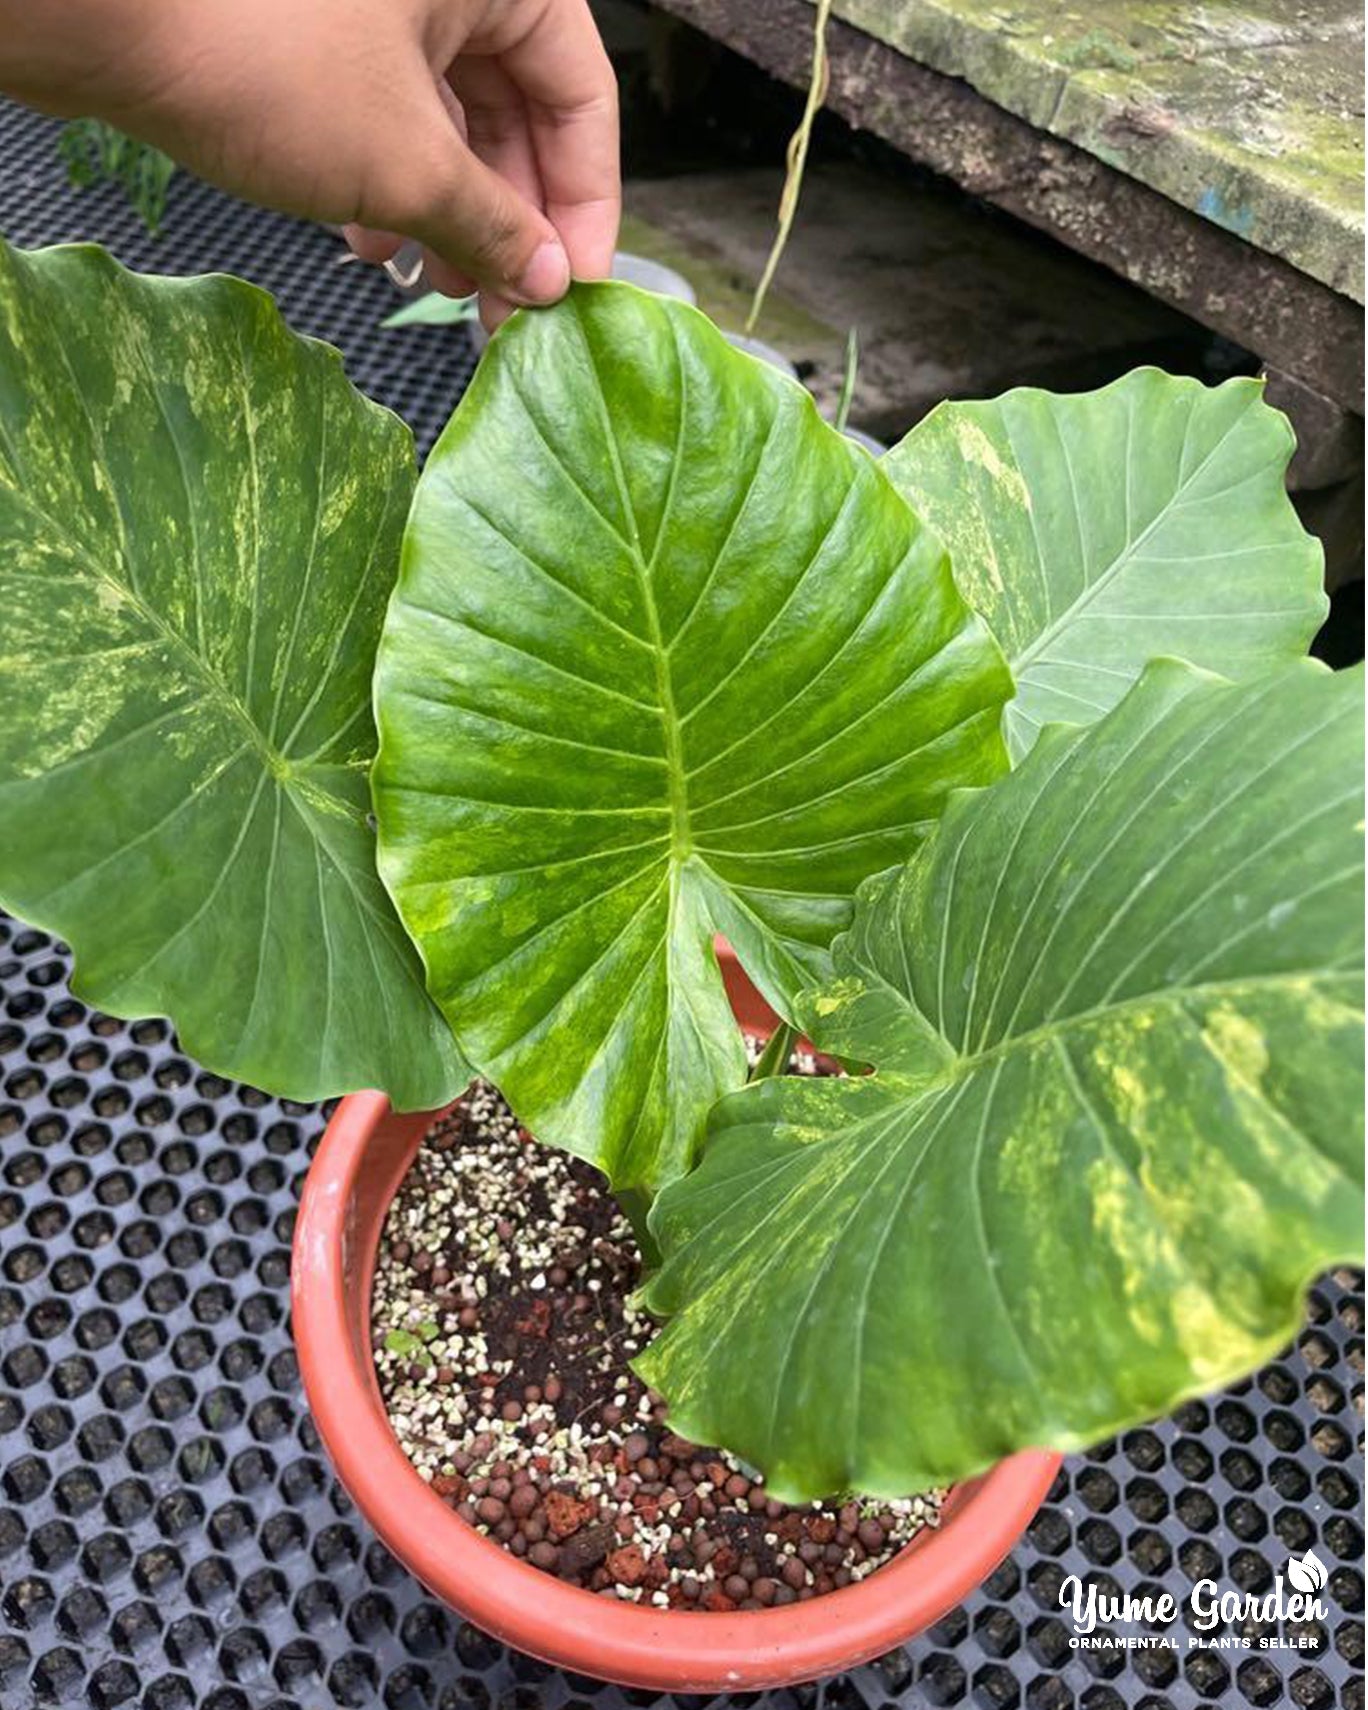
[636,655,1366,1500]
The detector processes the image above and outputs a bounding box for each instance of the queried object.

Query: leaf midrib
[927,964,1362,1090]
[1010,388,1255,677]
[3,475,283,764]
[1,475,365,828]
[0,274,298,783]
[568,298,692,867]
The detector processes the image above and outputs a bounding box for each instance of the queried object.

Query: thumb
[371,80,569,306]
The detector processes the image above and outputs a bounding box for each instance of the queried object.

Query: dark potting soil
[371,1073,943,1609]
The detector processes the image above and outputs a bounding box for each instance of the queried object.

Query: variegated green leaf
[373,282,1012,1191]
[0,239,468,1107]
[883,371,1326,759]
[638,659,1364,1500]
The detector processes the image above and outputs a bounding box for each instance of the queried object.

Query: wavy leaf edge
[635,657,1365,1499]
[373,280,1012,1187]
[0,237,471,1109]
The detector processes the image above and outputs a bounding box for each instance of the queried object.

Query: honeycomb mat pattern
[0,101,479,462]
[0,91,1364,1710]
[1,959,1365,1710]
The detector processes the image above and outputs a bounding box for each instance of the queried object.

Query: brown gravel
[372,1072,942,1608]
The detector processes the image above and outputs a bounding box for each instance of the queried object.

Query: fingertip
[480,290,516,333]
[508,239,570,306]
[343,224,405,264]
[547,196,620,284]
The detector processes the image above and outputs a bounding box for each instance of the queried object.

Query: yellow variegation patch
[884,371,1326,761]
[639,661,1364,1500]
[0,239,468,1107]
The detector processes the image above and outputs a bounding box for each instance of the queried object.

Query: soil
[371,1068,943,1609]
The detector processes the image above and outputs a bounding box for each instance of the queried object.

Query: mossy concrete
[806,0,1363,300]
[616,211,841,353]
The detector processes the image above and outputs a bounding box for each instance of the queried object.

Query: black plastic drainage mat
[0,101,479,462]
[0,94,1364,1710]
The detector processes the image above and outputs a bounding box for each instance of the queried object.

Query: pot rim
[292,950,1061,1691]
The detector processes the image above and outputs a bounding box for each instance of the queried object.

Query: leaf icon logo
[1287,1550,1327,1595]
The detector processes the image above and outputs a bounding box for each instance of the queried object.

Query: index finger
[498,0,620,280]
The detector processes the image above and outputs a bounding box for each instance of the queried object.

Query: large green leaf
[373,282,1012,1190]
[638,659,1365,1499]
[883,371,1326,760]
[0,240,468,1108]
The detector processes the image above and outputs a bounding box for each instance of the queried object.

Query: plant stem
[621,1019,798,1273]
[835,326,859,433]
[750,1021,797,1082]
[745,0,833,335]
[617,1186,661,1271]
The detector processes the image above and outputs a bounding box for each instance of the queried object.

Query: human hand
[0,0,619,326]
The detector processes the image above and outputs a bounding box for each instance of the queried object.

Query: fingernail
[511,241,570,305]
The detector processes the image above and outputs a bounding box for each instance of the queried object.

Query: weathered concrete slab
[810,0,1364,299]
[649,0,1363,408]
[623,164,1193,435]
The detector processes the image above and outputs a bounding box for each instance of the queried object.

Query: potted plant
[0,237,1360,1690]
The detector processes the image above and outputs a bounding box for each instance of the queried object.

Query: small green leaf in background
[883,371,1326,760]
[57,120,177,236]
[381,291,479,330]
[374,282,1012,1193]
[638,659,1364,1501]
[383,1329,430,1362]
[0,239,469,1109]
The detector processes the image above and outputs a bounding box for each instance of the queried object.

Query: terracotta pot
[293,944,1060,1691]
